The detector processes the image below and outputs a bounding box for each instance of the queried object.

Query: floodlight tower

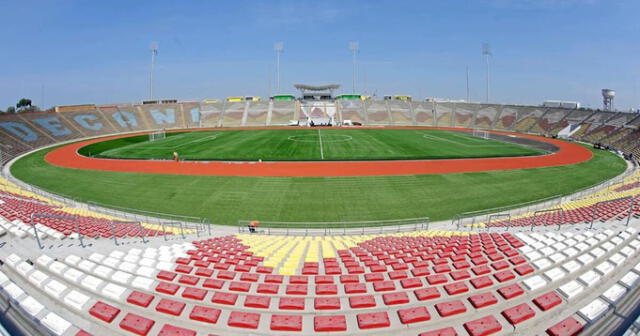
[274,42,284,94]
[349,41,359,94]
[150,42,158,100]
[482,42,492,103]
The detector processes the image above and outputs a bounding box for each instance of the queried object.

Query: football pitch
[79,128,545,161]
[12,137,625,226]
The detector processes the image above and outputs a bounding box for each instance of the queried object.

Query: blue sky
[0,0,638,110]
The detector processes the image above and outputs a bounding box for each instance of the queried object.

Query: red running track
[45,127,593,177]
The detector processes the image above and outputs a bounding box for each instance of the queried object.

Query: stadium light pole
[150,42,158,100]
[466,66,470,102]
[349,42,359,94]
[482,43,492,103]
[274,42,284,94]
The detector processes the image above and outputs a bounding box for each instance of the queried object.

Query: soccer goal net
[149,129,166,142]
[472,129,490,139]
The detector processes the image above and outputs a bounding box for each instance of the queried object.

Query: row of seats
[474,172,640,229]
[1,224,638,335]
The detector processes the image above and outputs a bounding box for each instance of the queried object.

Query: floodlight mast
[349,42,359,94]
[274,42,284,94]
[482,43,492,103]
[150,42,158,100]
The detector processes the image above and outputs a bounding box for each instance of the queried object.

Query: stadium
[1,1,640,336]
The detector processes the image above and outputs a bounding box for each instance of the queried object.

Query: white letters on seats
[41,312,71,336]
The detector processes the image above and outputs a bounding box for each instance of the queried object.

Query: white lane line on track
[318,129,324,160]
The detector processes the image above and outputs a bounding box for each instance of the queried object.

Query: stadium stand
[219,102,246,126]
[199,101,223,128]
[269,101,298,125]
[365,101,390,125]
[452,104,476,128]
[435,103,453,127]
[531,108,570,135]
[2,99,640,167]
[388,100,414,125]
[493,106,520,130]
[243,101,270,126]
[413,102,435,125]
[472,105,500,129]
[513,107,549,133]
[0,206,639,335]
[1,98,640,334]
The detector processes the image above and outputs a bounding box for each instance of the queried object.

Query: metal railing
[30,213,81,249]
[237,217,430,236]
[453,194,563,230]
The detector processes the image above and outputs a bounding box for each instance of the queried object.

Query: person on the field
[173,151,179,162]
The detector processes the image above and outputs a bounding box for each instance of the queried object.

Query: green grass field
[79,129,545,161]
[12,139,625,226]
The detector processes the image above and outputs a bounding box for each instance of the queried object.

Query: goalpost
[472,129,490,139]
[149,129,166,142]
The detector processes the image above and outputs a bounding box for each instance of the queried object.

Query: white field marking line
[287,135,353,143]
[318,129,324,160]
[154,134,220,149]
[420,133,503,148]
[104,133,189,154]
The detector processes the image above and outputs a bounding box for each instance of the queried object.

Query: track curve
[44,127,593,177]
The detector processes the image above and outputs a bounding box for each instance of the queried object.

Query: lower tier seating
[1,226,639,335]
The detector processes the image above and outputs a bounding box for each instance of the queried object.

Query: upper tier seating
[1,101,639,166]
